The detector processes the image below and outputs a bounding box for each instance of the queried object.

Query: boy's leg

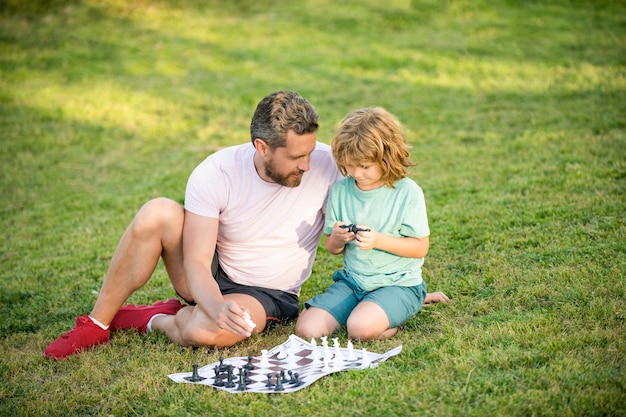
[294,306,341,339]
[295,278,358,339]
[347,283,427,341]
[346,301,395,340]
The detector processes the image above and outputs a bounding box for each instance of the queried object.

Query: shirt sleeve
[184,156,227,218]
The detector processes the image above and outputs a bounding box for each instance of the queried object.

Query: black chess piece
[212,365,224,387]
[274,373,284,391]
[265,373,275,388]
[339,224,370,233]
[184,364,206,382]
[224,365,236,388]
[244,355,255,371]
[218,356,227,372]
[236,368,247,391]
[292,372,303,387]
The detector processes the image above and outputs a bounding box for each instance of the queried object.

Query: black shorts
[179,253,300,327]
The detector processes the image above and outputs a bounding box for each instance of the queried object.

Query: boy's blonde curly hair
[332,107,415,188]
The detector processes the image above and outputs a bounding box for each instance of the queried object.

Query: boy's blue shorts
[304,270,427,328]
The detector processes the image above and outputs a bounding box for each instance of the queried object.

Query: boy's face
[345,161,384,191]
[255,129,317,187]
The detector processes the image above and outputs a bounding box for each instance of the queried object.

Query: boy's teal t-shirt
[324,177,430,291]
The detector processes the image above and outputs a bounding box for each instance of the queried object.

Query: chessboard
[168,334,402,394]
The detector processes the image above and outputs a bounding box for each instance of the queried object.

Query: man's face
[260,130,317,187]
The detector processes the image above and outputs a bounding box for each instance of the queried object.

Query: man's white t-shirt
[185,142,341,295]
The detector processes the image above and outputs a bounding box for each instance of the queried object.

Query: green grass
[1,0,624,416]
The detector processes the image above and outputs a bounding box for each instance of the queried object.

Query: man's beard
[264,158,303,187]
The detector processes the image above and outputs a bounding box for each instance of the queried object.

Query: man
[45,91,343,359]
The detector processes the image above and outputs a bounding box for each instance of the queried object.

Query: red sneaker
[44,315,110,360]
[109,298,184,333]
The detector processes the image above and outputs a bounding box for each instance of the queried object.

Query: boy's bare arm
[354,228,429,258]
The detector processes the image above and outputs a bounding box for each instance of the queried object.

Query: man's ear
[253,138,269,156]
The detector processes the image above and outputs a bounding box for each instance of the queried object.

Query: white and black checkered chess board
[168,334,402,394]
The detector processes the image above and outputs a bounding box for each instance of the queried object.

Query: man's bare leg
[152,293,267,348]
[90,197,186,325]
[44,197,186,359]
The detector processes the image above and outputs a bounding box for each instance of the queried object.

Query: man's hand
[215,301,256,337]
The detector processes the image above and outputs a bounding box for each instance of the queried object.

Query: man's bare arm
[182,211,253,337]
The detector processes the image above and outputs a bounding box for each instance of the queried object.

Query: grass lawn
[1,0,624,416]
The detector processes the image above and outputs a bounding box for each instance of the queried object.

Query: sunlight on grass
[1,0,624,416]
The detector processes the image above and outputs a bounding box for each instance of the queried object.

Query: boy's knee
[346,320,380,341]
[294,319,312,339]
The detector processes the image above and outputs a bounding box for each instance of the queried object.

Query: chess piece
[218,356,227,372]
[276,345,287,360]
[244,355,254,370]
[347,340,358,361]
[322,352,331,372]
[360,348,371,369]
[292,372,303,387]
[286,347,298,369]
[288,334,298,350]
[259,349,270,367]
[333,338,343,368]
[311,344,321,364]
[212,365,224,387]
[274,373,284,391]
[236,368,247,391]
[184,364,206,382]
[224,365,235,388]
[243,311,256,329]
[322,339,332,365]
[265,373,275,388]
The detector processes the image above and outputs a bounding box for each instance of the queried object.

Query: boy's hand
[422,291,450,305]
[353,226,376,250]
[333,222,356,244]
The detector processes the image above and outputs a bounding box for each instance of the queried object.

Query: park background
[1,0,624,416]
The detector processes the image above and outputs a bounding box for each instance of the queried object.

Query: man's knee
[132,198,183,237]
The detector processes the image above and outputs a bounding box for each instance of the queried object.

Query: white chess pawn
[333,338,343,367]
[347,340,358,361]
[277,345,287,360]
[322,352,332,372]
[333,348,343,369]
[259,349,270,367]
[288,334,298,350]
[311,345,321,364]
[360,348,371,369]
[323,341,331,364]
